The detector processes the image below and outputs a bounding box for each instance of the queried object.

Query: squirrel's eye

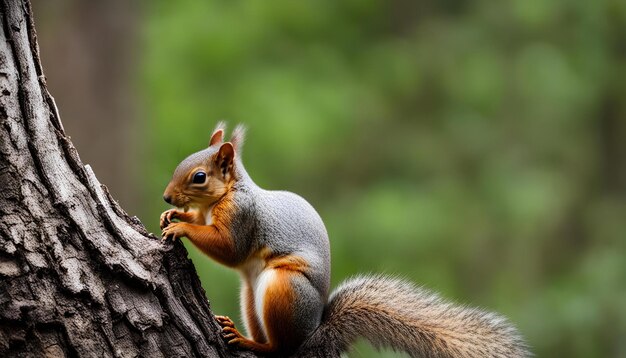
[192,171,206,184]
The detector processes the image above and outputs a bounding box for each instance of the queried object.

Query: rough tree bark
[0,1,263,357]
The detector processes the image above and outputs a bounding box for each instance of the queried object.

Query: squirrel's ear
[209,129,224,147]
[230,124,246,153]
[216,142,235,178]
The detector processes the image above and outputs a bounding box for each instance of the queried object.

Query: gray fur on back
[229,159,331,299]
[255,189,330,296]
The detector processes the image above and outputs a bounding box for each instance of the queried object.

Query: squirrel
[160,122,529,357]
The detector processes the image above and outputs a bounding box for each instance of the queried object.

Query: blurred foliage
[139,1,626,357]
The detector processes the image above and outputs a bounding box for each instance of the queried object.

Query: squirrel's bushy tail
[299,275,529,358]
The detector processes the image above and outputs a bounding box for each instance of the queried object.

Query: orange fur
[267,254,308,273]
[183,191,240,266]
[171,223,236,266]
[261,270,302,354]
[210,190,236,230]
[175,210,204,224]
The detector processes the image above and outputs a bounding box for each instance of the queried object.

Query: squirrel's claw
[159,212,168,230]
[160,232,174,242]
[215,315,235,327]
[227,337,245,346]
[161,222,185,242]
[159,209,178,230]
[220,326,245,346]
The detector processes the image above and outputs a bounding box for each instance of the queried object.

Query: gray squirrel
[160,123,529,357]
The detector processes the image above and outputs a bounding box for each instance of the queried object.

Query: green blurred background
[35,0,626,357]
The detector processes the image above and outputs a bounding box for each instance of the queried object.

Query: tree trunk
[0,1,258,357]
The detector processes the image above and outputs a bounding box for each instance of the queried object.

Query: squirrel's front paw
[159,209,179,230]
[161,222,186,242]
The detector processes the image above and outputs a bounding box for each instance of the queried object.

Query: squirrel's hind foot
[215,315,274,353]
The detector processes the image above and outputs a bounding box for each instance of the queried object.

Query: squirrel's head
[163,122,245,210]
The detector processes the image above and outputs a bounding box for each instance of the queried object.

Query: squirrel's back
[255,189,329,254]
[234,184,331,299]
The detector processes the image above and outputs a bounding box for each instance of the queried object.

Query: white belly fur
[238,255,272,337]
[253,269,275,335]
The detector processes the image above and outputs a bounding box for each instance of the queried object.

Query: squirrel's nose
[163,195,172,204]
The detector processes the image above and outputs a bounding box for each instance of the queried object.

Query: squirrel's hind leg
[222,268,323,355]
